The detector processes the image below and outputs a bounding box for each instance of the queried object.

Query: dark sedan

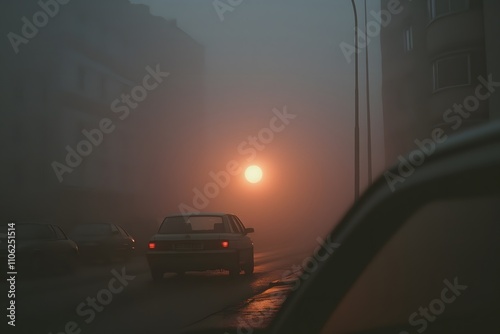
[0,221,78,276]
[147,212,255,280]
[70,223,135,263]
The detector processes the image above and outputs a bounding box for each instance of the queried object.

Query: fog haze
[129,0,385,248]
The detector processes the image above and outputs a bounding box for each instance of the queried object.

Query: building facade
[380,0,500,166]
[0,0,205,234]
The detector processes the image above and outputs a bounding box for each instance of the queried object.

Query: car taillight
[148,242,156,250]
[221,241,229,248]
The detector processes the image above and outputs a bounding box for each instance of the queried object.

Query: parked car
[0,221,78,276]
[182,123,500,334]
[70,223,135,263]
[147,212,255,280]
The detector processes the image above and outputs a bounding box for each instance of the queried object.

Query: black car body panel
[0,221,78,276]
[70,223,135,262]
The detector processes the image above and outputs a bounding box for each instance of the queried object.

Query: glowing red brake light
[148,242,156,250]
[221,241,229,248]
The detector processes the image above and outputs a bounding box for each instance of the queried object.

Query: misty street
[6,249,305,334]
[2,0,500,333]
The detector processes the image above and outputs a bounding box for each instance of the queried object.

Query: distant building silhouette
[0,0,205,232]
[380,0,500,166]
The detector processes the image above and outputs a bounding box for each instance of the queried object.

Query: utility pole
[351,0,360,201]
[364,0,373,185]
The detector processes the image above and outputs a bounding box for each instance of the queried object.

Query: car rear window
[158,216,226,234]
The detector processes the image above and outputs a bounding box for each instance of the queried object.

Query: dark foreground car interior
[268,122,500,334]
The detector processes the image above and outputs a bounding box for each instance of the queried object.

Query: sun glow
[245,165,263,183]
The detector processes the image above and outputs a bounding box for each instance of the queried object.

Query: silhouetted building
[380,0,500,166]
[0,0,205,230]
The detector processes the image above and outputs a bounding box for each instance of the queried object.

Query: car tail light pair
[149,241,229,249]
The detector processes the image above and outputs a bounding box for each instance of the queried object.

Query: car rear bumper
[146,250,238,272]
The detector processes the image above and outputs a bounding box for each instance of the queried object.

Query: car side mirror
[244,227,254,234]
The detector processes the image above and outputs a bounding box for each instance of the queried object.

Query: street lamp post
[351,0,360,201]
[364,0,373,185]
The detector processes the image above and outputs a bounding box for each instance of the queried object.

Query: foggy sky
[129,0,385,247]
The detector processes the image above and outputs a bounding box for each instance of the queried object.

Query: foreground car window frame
[269,122,500,334]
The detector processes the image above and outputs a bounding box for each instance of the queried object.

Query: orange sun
[245,165,263,183]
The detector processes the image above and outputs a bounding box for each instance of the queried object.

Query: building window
[432,53,471,92]
[404,26,413,53]
[428,0,469,21]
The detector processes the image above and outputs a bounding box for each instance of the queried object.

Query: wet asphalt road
[3,248,307,334]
